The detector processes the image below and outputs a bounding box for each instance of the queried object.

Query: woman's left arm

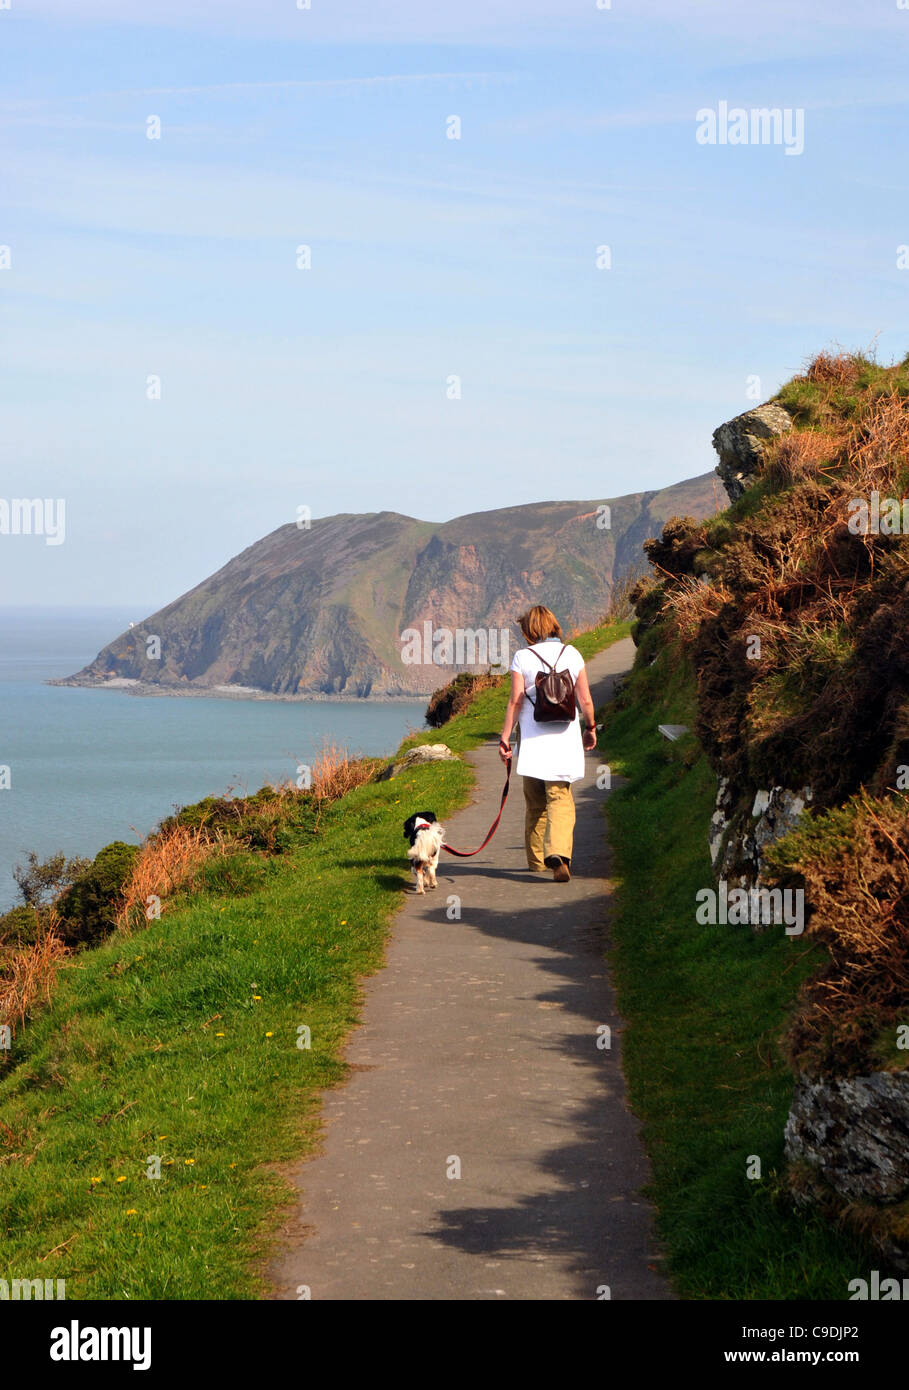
[499,671,524,760]
[575,666,598,750]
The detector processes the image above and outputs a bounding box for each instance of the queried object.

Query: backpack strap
[533,642,568,672]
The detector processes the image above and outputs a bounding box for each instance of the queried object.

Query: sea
[0,607,427,913]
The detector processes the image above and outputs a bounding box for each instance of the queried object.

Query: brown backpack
[531,643,577,723]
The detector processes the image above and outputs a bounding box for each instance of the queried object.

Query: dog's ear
[404,811,438,838]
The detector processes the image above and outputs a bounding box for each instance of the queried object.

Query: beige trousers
[522,776,576,869]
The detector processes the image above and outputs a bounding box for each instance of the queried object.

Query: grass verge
[600,646,881,1299]
[0,720,510,1298]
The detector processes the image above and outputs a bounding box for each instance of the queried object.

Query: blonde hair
[517,605,563,644]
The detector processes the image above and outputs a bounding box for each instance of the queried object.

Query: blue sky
[3,0,908,609]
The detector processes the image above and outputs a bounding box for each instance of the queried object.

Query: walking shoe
[545,855,571,882]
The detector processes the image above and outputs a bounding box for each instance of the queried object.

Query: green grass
[772,354,909,428]
[573,618,633,661]
[599,644,878,1299]
[0,723,508,1298]
[0,622,628,1299]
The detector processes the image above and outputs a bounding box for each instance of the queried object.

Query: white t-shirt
[510,639,586,783]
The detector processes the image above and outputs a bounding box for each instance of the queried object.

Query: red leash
[441,753,512,858]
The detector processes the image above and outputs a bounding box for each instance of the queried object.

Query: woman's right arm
[499,671,524,760]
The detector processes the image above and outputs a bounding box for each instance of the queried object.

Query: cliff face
[60,476,721,697]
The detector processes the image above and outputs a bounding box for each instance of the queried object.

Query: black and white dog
[403,810,445,894]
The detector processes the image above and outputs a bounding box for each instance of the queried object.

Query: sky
[2,0,908,611]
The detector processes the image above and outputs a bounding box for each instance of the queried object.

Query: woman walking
[499,606,597,882]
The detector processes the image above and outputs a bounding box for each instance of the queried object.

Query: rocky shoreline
[45,677,431,703]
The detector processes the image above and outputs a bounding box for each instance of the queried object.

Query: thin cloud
[84,72,516,101]
[501,86,909,138]
[18,0,906,49]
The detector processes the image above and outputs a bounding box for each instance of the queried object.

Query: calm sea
[0,608,427,912]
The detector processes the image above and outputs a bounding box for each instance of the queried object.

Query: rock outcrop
[785,1072,909,1206]
[709,779,813,889]
[375,744,460,781]
[712,403,793,501]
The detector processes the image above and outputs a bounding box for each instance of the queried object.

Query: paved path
[269,637,671,1301]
